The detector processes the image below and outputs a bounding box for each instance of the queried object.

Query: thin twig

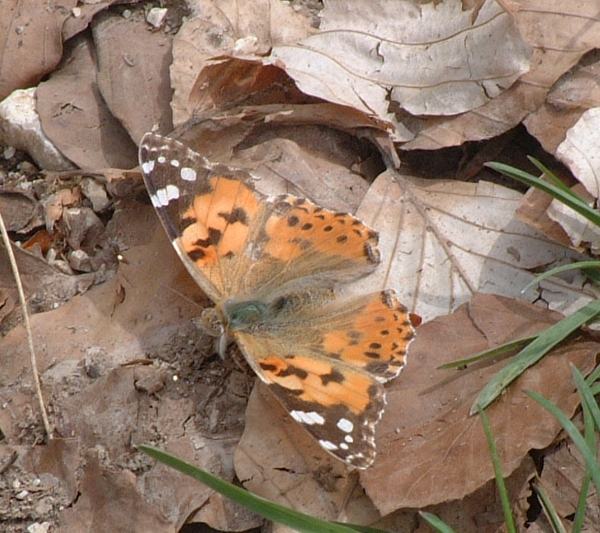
[0,212,52,439]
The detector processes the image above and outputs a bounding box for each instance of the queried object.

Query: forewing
[139,134,381,302]
[139,133,268,302]
[241,196,381,299]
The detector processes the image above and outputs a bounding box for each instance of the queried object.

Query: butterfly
[139,132,415,468]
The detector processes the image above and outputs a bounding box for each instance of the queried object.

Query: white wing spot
[155,184,180,206]
[170,159,180,167]
[157,155,166,164]
[344,435,353,443]
[181,167,197,182]
[149,194,161,208]
[337,418,354,433]
[319,440,339,451]
[340,443,349,450]
[141,160,155,174]
[290,410,325,426]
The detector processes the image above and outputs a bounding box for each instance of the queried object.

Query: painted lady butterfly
[139,133,415,468]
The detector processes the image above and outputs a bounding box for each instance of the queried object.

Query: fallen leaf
[360,294,599,514]
[0,188,40,232]
[402,457,535,533]
[524,49,600,154]
[269,0,531,142]
[170,0,313,125]
[235,384,355,521]
[404,0,600,150]
[541,107,600,254]
[0,0,76,101]
[538,440,600,528]
[0,243,94,332]
[92,10,174,143]
[59,450,174,533]
[354,170,596,322]
[36,34,138,170]
[42,188,81,231]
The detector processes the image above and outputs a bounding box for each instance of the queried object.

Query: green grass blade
[583,268,600,287]
[526,390,600,496]
[527,157,578,196]
[471,299,600,413]
[487,162,600,227]
[476,405,516,533]
[520,261,600,294]
[419,512,458,533]
[438,336,535,369]
[572,473,592,533]
[585,364,600,387]
[138,445,386,533]
[533,483,567,533]
[572,366,600,433]
[571,371,596,533]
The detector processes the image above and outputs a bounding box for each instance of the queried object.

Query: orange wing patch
[322,290,414,381]
[263,196,380,265]
[257,354,376,415]
[179,177,262,268]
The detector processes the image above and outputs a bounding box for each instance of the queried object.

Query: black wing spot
[195,227,222,249]
[219,207,249,225]
[188,248,206,261]
[321,368,345,386]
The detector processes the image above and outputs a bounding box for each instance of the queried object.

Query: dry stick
[0,212,52,439]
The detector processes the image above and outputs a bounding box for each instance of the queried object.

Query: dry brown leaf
[170,0,313,125]
[42,188,80,230]
[0,188,39,232]
[0,0,76,101]
[0,203,256,530]
[538,440,600,528]
[543,107,600,252]
[174,114,379,213]
[0,440,80,525]
[92,10,174,143]
[60,450,175,533]
[516,181,574,249]
[36,35,138,170]
[0,243,94,331]
[187,58,316,114]
[404,0,600,150]
[235,385,355,521]
[269,0,531,142]
[62,0,117,41]
[353,170,595,322]
[524,49,600,154]
[404,457,534,533]
[360,294,599,514]
[556,108,600,198]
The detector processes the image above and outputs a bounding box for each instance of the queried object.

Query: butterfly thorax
[222,289,333,334]
[223,299,269,331]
